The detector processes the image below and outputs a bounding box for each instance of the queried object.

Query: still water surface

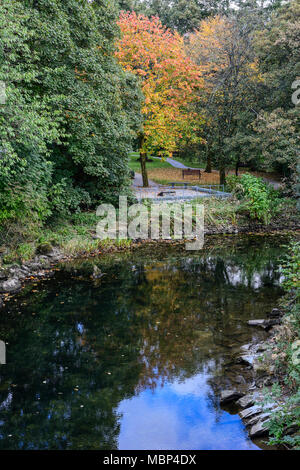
[0,235,292,450]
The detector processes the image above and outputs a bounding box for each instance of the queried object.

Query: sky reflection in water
[118,372,258,450]
[0,235,291,450]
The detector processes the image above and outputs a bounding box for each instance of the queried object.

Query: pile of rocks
[247,308,283,330]
[219,309,287,440]
[0,246,63,307]
[220,388,277,438]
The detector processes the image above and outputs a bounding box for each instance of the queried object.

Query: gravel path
[132,172,160,188]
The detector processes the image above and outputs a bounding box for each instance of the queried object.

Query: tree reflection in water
[0,235,291,449]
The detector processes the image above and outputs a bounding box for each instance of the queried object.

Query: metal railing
[134,184,231,202]
[169,182,225,192]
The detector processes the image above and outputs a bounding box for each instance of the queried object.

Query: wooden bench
[182,169,201,180]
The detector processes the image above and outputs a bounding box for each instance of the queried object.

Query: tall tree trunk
[140,151,149,187]
[139,133,149,187]
[205,151,212,173]
[219,166,226,186]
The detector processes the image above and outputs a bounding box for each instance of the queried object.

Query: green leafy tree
[252,0,300,191]
[187,10,263,184]
[134,0,230,34]
[0,1,60,225]
[0,0,142,229]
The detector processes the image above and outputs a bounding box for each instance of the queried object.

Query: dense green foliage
[168,0,299,191]
[0,0,141,228]
[227,174,280,223]
[128,0,229,34]
[119,0,285,34]
[264,242,300,448]
[229,1,299,188]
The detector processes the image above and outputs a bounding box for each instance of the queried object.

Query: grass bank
[0,212,132,266]
[0,195,298,267]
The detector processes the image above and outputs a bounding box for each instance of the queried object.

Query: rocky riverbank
[204,221,299,235]
[0,246,63,306]
[0,243,130,307]
[218,306,298,448]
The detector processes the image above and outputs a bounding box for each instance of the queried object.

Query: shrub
[227,173,279,223]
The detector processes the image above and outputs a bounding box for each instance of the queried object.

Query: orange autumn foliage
[116,12,203,156]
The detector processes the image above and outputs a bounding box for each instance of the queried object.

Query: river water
[0,234,294,450]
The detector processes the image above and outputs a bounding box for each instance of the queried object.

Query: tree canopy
[116,11,202,185]
[118,0,230,34]
[186,13,262,183]
[252,0,300,186]
[0,0,142,226]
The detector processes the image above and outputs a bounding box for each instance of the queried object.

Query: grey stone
[267,319,281,328]
[0,246,8,255]
[253,357,276,377]
[0,278,21,293]
[7,263,19,270]
[241,403,275,421]
[239,355,255,367]
[92,265,104,279]
[46,247,61,259]
[262,375,276,386]
[20,266,30,273]
[249,419,269,437]
[239,405,262,420]
[240,344,251,352]
[284,423,299,435]
[248,381,257,391]
[255,342,268,353]
[252,358,267,374]
[28,262,43,272]
[220,390,244,404]
[37,256,51,267]
[246,412,272,427]
[235,375,247,385]
[36,271,47,277]
[247,319,268,329]
[237,394,255,409]
[248,319,280,330]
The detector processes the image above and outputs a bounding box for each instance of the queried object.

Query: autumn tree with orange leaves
[116,11,203,186]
